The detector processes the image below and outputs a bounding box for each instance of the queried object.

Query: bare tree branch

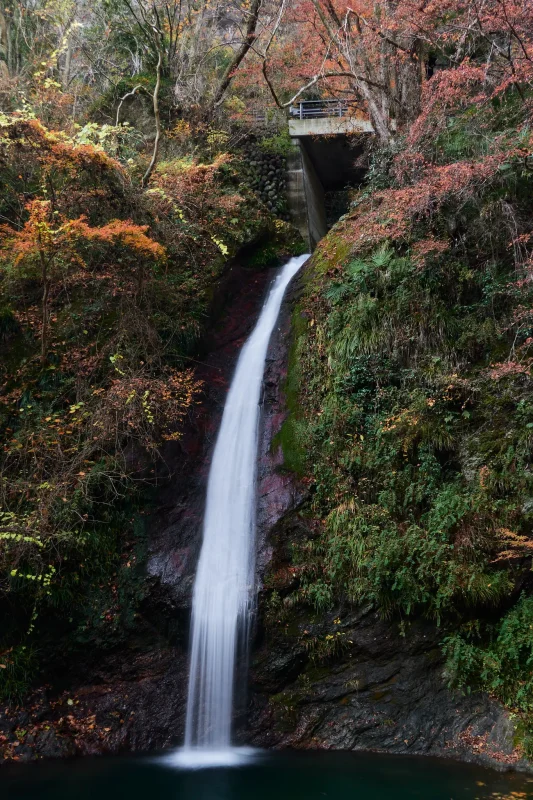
[116,83,144,125]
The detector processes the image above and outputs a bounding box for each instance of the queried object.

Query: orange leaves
[1,117,122,182]
[411,238,450,265]
[0,200,165,274]
[324,151,513,258]
[409,64,489,148]
[67,217,166,261]
[488,360,532,381]
[1,200,57,267]
[493,528,533,563]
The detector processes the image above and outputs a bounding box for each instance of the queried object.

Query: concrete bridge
[285,101,373,249]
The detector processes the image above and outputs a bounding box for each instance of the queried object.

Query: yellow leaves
[42,78,62,91]
[381,408,419,433]
[141,390,155,424]
[211,236,229,256]
[168,119,191,140]
[110,353,125,376]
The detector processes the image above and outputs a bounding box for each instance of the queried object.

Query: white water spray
[180,255,308,762]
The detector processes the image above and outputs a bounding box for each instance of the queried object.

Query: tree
[246,0,533,143]
[0,199,165,363]
[248,0,423,142]
[0,8,8,78]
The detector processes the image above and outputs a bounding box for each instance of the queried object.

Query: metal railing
[289,100,348,119]
[241,108,286,127]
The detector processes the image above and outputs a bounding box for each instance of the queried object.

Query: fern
[324,282,351,304]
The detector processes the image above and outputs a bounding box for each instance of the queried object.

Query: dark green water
[1,750,532,800]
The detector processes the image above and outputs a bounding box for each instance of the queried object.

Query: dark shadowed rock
[245,604,528,771]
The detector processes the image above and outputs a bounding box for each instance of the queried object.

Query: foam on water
[180,255,308,759]
[162,747,258,770]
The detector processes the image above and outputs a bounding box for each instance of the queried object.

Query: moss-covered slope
[270,96,533,755]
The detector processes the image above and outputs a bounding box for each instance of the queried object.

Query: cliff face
[249,606,521,769]
[0,253,529,772]
[241,273,529,773]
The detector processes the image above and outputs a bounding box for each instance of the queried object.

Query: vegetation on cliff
[270,0,533,755]
[2,0,533,765]
[0,111,296,701]
[0,0,304,708]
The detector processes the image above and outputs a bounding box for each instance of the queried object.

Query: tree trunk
[62,40,72,89]
[37,236,50,364]
[141,48,162,187]
[212,0,262,107]
[0,9,9,78]
[41,276,50,365]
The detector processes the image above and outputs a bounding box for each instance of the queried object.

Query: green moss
[259,130,294,158]
[269,689,303,732]
[272,303,309,475]
[312,241,351,276]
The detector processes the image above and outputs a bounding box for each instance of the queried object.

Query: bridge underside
[286,132,370,250]
[302,134,368,190]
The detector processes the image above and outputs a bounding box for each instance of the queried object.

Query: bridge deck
[288,100,373,135]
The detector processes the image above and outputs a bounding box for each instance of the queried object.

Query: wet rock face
[146,263,279,612]
[255,279,306,578]
[246,605,526,771]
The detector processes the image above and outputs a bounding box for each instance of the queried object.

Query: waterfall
[180,254,308,762]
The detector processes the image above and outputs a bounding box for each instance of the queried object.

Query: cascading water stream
[179,254,308,764]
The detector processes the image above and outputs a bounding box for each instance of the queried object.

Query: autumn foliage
[0,117,241,693]
[0,93,283,710]
[0,199,165,362]
[236,0,533,146]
